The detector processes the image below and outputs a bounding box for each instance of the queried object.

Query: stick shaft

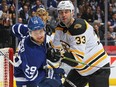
[0,50,15,66]
[63,56,114,69]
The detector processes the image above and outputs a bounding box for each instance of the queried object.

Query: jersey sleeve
[14,55,39,81]
[14,51,40,81]
[11,23,28,40]
[51,27,64,49]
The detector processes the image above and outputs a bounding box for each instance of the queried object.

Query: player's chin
[36,39,44,44]
[62,20,67,24]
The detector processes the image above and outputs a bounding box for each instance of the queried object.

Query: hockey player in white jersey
[47,1,111,87]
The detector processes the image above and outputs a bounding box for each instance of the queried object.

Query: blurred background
[0,0,116,54]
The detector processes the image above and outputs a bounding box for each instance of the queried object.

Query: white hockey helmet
[57,1,74,12]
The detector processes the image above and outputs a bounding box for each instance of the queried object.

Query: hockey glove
[61,52,78,67]
[47,48,61,62]
[46,23,53,36]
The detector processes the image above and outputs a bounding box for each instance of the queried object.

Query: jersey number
[75,36,86,44]
[25,65,37,79]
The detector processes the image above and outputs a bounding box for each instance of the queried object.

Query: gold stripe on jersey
[84,49,105,66]
[66,31,71,35]
[52,32,55,35]
[78,53,108,74]
[74,48,105,69]
[84,20,89,29]
[47,63,60,69]
[72,52,83,62]
[50,41,61,49]
[56,27,63,31]
[70,49,84,58]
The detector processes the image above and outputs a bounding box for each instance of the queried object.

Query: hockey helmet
[28,16,45,31]
[57,1,74,12]
[36,8,49,23]
[36,8,48,16]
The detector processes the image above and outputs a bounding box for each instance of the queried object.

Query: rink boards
[110,56,116,86]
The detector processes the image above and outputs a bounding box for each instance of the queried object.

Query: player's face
[30,29,45,44]
[58,10,72,25]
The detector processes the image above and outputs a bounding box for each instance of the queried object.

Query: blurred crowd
[0,0,116,49]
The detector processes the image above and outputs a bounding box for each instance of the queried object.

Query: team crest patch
[74,24,82,29]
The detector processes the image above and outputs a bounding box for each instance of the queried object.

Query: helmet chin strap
[29,31,32,37]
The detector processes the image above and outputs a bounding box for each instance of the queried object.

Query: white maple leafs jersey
[52,18,110,76]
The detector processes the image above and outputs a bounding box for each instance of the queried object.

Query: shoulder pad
[68,18,87,35]
[56,22,69,33]
[56,22,66,32]
[57,22,65,27]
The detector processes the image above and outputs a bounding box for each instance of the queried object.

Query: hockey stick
[62,56,115,69]
[59,41,115,69]
[55,54,115,69]
[0,50,15,66]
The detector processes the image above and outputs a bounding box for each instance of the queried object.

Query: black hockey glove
[61,52,78,67]
[47,48,61,62]
[46,23,53,36]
